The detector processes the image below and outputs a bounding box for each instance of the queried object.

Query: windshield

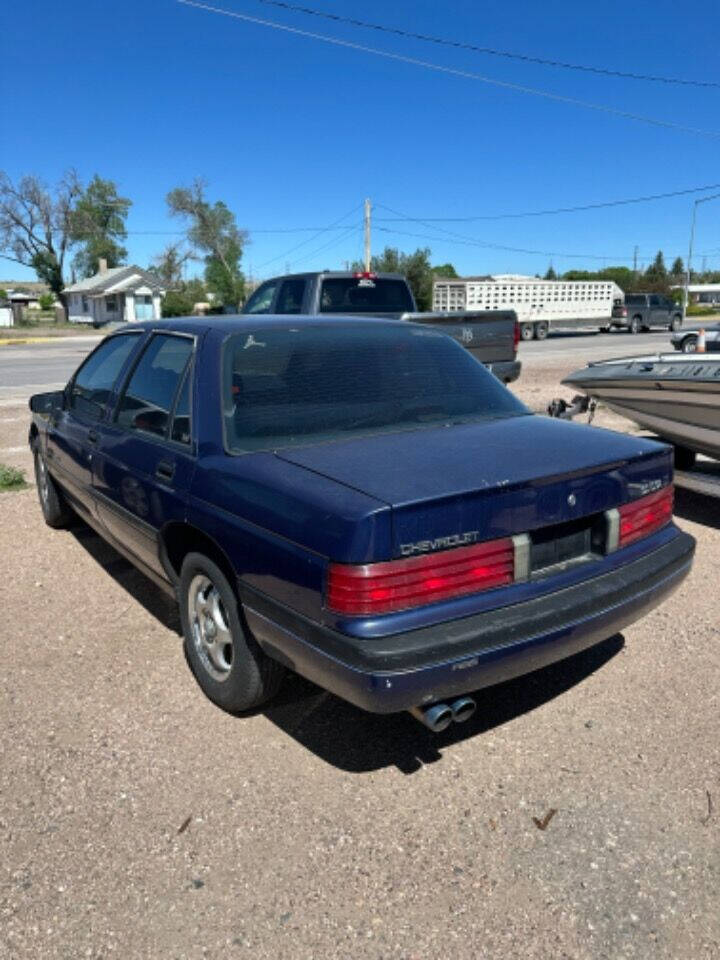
[318,277,414,314]
[223,323,528,453]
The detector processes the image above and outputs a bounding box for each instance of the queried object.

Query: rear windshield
[319,277,414,314]
[223,324,528,453]
[624,295,645,305]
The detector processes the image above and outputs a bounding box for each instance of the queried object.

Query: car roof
[110,314,413,336]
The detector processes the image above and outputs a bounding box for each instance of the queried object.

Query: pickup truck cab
[29,316,694,729]
[612,293,683,334]
[243,271,521,384]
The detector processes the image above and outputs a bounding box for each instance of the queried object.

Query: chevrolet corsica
[29,317,695,731]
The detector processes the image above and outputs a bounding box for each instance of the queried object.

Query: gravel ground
[1,356,719,960]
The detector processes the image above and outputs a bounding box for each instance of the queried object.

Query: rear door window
[115,334,194,438]
[69,333,141,421]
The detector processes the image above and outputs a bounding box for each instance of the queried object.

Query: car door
[648,294,664,327]
[91,331,197,579]
[46,332,143,518]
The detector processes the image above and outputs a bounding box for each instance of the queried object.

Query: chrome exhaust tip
[449,696,476,724]
[409,702,454,733]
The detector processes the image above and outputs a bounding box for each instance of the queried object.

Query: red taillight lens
[618,485,674,548]
[327,538,515,616]
[513,320,520,352]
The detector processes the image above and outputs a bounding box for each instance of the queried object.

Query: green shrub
[38,293,55,310]
[687,304,719,316]
[0,464,26,491]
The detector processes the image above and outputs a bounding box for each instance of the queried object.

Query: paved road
[0,336,100,403]
[0,330,674,404]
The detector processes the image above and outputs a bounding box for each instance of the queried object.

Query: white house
[671,283,720,306]
[64,260,165,324]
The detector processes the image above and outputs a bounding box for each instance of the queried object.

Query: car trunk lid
[274,415,672,560]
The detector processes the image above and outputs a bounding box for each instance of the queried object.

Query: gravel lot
[1,353,719,959]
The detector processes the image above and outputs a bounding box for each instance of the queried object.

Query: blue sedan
[29,317,694,731]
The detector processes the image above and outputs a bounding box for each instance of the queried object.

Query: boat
[562,353,720,462]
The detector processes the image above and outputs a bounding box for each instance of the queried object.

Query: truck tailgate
[404,309,518,364]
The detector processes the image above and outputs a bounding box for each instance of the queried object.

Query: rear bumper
[242,531,694,714]
[487,359,521,383]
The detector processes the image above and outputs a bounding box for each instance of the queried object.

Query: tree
[161,278,208,317]
[353,246,435,310]
[432,262,458,278]
[167,180,246,308]
[0,171,82,296]
[644,250,669,291]
[670,256,685,277]
[544,265,557,280]
[149,242,192,288]
[69,175,131,278]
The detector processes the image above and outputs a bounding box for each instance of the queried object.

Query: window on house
[81,296,89,313]
[105,295,117,313]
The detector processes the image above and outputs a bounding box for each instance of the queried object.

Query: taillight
[618,485,673,548]
[513,320,520,352]
[327,538,515,616]
[622,307,628,317]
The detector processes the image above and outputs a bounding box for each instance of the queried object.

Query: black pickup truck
[611,293,683,334]
[242,271,521,383]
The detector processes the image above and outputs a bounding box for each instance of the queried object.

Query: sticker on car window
[244,334,266,349]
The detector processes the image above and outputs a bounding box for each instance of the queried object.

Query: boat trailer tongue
[547,394,597,422]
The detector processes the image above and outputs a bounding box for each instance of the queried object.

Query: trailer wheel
[520,322,535,341]
[534,321,549,341]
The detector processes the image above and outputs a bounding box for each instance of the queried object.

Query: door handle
[155,460,176,483]
[87,429,99,444]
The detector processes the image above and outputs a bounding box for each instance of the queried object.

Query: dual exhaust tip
[409,697,476,732]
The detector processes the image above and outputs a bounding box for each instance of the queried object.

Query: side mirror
[29,390,65,415]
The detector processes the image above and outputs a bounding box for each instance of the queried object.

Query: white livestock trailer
[432,276,625,340]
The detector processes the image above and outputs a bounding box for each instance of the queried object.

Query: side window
[649,295,660,307]
[244,281,278,315]
[170,365,192,445]
[69,333,141,421]
[276,279,306,314]
[116,334,193,438]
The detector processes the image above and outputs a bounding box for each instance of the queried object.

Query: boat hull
[563,355,720,461]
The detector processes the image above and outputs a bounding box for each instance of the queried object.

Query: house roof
[64,265,164,294]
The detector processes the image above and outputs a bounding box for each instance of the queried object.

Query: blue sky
[3,0,720,283]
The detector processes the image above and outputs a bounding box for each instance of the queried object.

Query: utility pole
[633,245,638,275]
[363,197,371,272]
[684,193,720,319]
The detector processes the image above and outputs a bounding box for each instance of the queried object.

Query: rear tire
[33,446,73,528]
[179,552,284,713]
[629,316,641,334]
[682,336,698,353]
[520,322,535,341]
[674,445,697,471]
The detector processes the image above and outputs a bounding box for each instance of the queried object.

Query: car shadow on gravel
[263,635,625,774]
[674,487,720,529]
[69,521,181,634]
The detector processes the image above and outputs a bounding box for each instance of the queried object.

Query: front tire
[669,315,682,332]
[179,552,284,713]
[33,447,73,528]
[682,336,698,353]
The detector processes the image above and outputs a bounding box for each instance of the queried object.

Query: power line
[254,0,720,90]
[177,1,720,139]
[374,182,720,223]
[254,203,361,268]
